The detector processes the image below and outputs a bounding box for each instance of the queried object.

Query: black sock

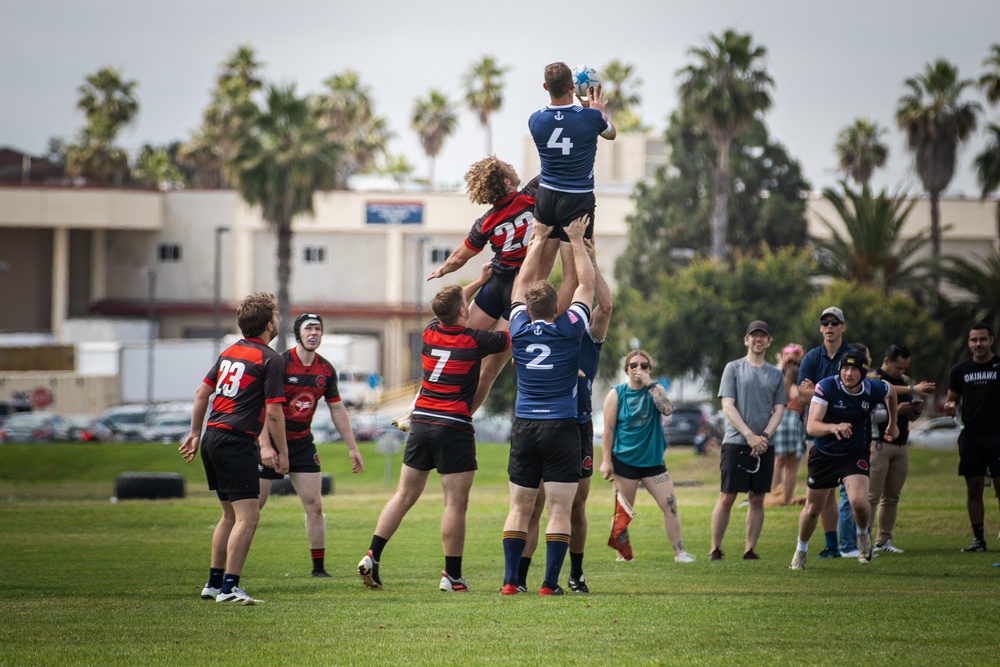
[311,548,325,572]
[569,551,584,580]
[221,573,240,594]
[370,535,389,562]
[973,523,985,542]
[208,568,224,589]
[517,557,532,587]
[444,556,463,580]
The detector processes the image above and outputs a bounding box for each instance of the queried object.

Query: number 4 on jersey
[547,128,573,155]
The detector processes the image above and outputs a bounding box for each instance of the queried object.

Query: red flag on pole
[608,487,635,561]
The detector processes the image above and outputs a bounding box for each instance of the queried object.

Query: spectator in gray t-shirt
[709,320,786,561]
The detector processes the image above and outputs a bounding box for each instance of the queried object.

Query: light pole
[140,266,156,425]
[411,235,431,380]
[213,226,231,357]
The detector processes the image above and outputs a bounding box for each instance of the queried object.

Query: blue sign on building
[366,202,424,224]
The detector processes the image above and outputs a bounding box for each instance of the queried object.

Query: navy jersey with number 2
[509,301,591,419]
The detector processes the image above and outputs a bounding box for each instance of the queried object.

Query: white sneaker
[789,550,807,571]
[857,533,872,564]
[439,570,469,592]
[358,550,382,589]
[874,540,904,554]
[674,551,696,563]
[840,549,860,558]
[392,411,412,433]
[200,584,220,600]
[216,587,261,604]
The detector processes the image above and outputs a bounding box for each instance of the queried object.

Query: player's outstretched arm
[565,217,594,309]
[462,262,493,304]
[428,243,479,281]
[588,238,613,341]
[511,221,554,304]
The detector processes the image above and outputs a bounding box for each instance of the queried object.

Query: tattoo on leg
[650,472,671,484]
[674,540,684,552]
[667,495,678,517]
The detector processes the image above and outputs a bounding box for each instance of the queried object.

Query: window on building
[431,247,450,263]
[157,243,182,262]
[304,246,327,263]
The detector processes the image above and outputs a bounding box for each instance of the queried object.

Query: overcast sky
[3,0,999,195]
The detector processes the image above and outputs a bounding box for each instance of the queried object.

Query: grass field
[1,441,998,666]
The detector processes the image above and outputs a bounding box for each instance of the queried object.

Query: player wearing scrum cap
[258,313,364,577]
[789,348,898,569]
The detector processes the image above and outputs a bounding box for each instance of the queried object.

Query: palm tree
[834,118,888,187]
[179,45,264,188]
[76,67,139,130]
[895,59,981,263]
[411,90,458,186]
[600,59,646,132]
[463,56,508,156]
[976,44,1000,238]
[228,84,341,347]
[938,248,1000,338]
[132,145,185,190]
[814,183,929,297]
[677,29,774,262]
[316,70,393,187]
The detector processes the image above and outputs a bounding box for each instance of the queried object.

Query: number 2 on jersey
[525,344,553,369]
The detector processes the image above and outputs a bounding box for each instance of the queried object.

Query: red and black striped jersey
[202,337,285,438]
[413,319,510,422]
[279,348,341,441]
[465,176,539,273]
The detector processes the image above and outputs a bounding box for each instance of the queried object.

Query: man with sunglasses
[790,349,898,569]
[710,320,786,561]
[944,322,1000,552]
[797,306,853,558]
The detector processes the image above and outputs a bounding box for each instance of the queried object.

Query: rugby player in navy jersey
[358,279,510,592]
[789,348,898,570]
[257,313,364,578]
[527,61,616,278]
[519,238,612,593]
[501,215,595,596]
[179,292,288,605]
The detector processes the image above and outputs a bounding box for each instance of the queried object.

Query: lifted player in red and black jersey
[258,313,364,577]
[358,283,510,592]
[179,292,287,605]
[424,156,538,414]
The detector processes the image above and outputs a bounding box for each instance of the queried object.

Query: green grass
[1,442,998,665]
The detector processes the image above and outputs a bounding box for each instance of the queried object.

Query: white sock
[856,526,870,537]
[796,539,809,552]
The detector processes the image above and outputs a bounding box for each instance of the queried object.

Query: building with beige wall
[1,134,997,389]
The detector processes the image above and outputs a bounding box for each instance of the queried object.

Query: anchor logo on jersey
[554,111,564,121]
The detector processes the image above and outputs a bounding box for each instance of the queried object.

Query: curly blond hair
[464,156,511,205]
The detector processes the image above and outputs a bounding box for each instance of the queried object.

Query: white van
[336,369,384,408]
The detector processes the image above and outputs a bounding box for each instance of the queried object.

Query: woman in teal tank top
[599,350,696,563]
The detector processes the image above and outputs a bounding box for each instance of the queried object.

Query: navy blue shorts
[508,417,580,487]
[473,270,515,321]
[806,446,870,489]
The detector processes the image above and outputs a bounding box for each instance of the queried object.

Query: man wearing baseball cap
[790,348,898,569]
[797,306,853,558]
[710,320,786,561]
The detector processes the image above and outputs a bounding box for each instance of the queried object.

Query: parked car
[337,369,384,408]
[102,404,157,441]
[908,417,960,450]
[143,411,193,444]
[65,415,125,442]
[663,403,711,446]
[0,412,75,443]
[311,411,342,444]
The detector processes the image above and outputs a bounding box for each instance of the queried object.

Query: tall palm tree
[76,67,139,129]
[600,59,646,132]
[132,145,185,190]
[228,84,341,347]
[677,29,774,262]
[814,183,928,296]
[179,45,264,188]
[411,90,458,186]
[895,59,981,263]
[834,118,888,187]
[976,44,1000,238]
[463,56,508,156]
[316,70,393,187]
